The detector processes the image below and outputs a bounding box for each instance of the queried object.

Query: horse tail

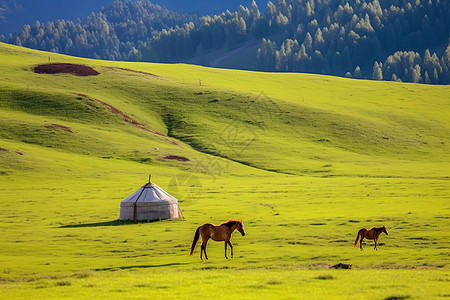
[190,226,201,256]
[353,230,360,247]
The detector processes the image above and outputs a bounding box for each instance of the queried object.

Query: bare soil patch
[74,93,181,146]
[0,148,23,155]
[164,155,190,162]
[34,63,99,76]
[44,124,73,133]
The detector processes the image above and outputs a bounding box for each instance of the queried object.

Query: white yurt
[120,176,183,221]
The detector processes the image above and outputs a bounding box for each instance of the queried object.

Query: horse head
[383,225,388,235]
[237,220,246,236]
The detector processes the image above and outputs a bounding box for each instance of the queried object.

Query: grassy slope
[0,42,449,299]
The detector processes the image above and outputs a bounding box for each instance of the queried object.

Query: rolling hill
[1,42,449,177]
[0,42,449,299]
[4,0,449,84]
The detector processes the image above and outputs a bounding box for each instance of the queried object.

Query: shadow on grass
[59,219,161,228]
[95,262,188,272]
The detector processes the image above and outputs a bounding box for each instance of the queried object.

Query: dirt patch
[0,148,22,155]
[34,63,99,76]
[99,101,175,141]
[95,98,167,136]
[163,155,190,162]
[45,124,73,133]
[96,99,145,127]
[75,93,181,147]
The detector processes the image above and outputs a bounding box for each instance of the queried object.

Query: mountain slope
[4,0,449,84]
[0,0,269,36]
[154,0,269,15]
[0,0,113,35]
[1,42,449,179]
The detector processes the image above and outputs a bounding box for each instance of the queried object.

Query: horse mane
[370,226,385,232]
[222,220,239,228]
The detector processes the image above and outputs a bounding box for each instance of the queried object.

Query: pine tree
[424,71,430,84]
[373,62,383,80]
[250,0,261,21]
[313,28,325,52]
[354,66,362,79]
[411,65,422,83]
[304,32,312,51]
[391,73,397,81]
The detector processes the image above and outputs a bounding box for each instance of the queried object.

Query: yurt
[120,176,183,221]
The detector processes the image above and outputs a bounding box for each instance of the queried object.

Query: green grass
[0,42,449,299]
[2,269,449,299]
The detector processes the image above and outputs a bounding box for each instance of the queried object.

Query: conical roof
[120,182,178,206]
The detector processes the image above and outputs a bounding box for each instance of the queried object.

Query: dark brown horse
[190,220,245,259]
[353,225,388,250]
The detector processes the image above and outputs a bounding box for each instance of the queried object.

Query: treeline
[254,0,450,84]
[2,0,197,60]
[2,0,450,84]
[373,49,450,84]
[138,3,261,61]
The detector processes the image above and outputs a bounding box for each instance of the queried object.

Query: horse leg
[360,237,364,251]
[203,240,209,260]
[201,238,209,260]
[224,242,228,259]
[374,238,378,251]
[227,241,233,258]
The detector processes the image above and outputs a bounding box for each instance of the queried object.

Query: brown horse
[190,220,245,259]
[353,225,388,250]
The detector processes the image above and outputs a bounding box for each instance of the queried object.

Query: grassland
[0,42,449,299]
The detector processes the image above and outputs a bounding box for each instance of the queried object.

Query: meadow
[0,42,449,299]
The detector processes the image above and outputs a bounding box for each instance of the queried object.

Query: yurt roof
[121,182,178,207]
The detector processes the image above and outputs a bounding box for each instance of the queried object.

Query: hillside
[155,0,269,15]
[0,1,270,36]
[3,0,450,84]
[0,43,449,298]
[0,0,113,35]
[1,42,449,178]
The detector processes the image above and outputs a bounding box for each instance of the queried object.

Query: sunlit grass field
[0,42,449,299]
